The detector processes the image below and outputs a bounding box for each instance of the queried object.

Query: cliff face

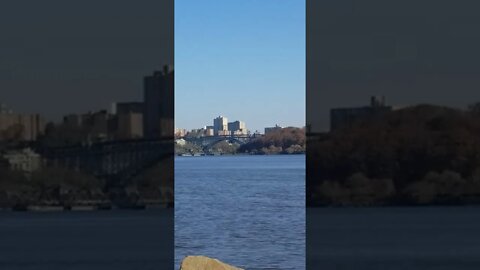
[180,256,243,270]
[308,105,480,206]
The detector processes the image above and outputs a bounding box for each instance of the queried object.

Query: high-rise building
[0,104,45,141]
[143,66,174,138]
[118,112,143,139]
[111,102,145,140]
[228,120,247,135]
[213,116,228,135]
[86,110,109,139]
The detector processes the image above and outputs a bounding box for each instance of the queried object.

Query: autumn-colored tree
[238,127,305,154]
[308,104,480,206]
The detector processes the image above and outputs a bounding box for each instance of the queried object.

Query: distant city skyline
[175,0,305,133]
[175,114,287,133]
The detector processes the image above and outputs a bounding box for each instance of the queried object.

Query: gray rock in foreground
[180,256,244,270]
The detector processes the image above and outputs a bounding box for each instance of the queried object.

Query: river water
[0,209,173,270]
[3,154,480,270]
[308,207,480,270]
[175,155,306,270]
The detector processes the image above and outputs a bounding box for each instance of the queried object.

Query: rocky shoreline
[180,256,243,270]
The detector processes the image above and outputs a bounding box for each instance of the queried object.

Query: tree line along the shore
[176,127,306,156]
[308,104,480,206]
[0,159,173,210]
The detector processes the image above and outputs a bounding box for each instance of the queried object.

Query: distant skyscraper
[118,112,143,139]
[228,120,247,135]
[213,116,228,135]
[143,66,174,138]
[111,102,145,140]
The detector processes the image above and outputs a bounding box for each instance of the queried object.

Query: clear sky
[175,0,305,133]
[0,0,173,122]
[306,0,480,132]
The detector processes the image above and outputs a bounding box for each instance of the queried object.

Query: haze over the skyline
[175,0,305,132]
[0,0,173,122]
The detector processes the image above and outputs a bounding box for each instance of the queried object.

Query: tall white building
[213,116,228,135]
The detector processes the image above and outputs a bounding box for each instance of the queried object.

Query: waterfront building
[330,96,392,131]
[265,124,282,134]
[175,138,186,146]
[2,148,41,173]
[228,120,247,135]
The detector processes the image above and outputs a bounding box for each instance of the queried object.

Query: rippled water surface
[0,209,173,270]
[308,207,480,270]
[175,155,306,270]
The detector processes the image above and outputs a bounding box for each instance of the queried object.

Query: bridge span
[183,135,258,147]
[38,137,174,183]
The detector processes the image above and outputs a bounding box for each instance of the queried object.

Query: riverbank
[176,152,305,157]
[176,127,306,156]
[0,201,173,212]
[308,105,480,207]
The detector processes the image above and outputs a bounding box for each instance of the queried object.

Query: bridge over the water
[39,138,174,184]
[183,135,258,147]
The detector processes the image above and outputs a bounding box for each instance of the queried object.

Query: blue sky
[175,0,305,132]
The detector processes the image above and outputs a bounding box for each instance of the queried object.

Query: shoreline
[307,202,480,208]
[176,152,305,157]
[0,203,173,212]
